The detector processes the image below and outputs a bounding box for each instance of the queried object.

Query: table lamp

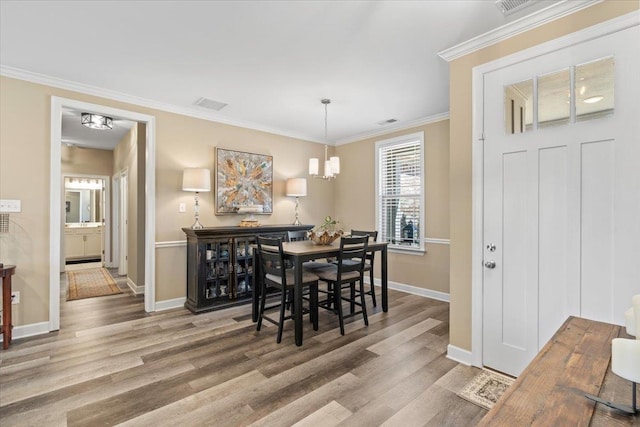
[182,168,211,229]
[285,178,307,226]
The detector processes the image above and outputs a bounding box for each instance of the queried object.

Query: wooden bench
[478,316,639,426]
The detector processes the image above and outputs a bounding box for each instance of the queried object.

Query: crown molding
[1,65,451,148]
[438,0,603,62]
[0,65,327,145]
[335,112,450,146]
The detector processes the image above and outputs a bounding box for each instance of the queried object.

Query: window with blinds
[375,132,425,252]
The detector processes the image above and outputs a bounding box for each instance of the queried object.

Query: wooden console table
[1,264,16,350]
[479,316,638,426]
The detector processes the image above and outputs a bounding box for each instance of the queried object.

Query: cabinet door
[202,240,231,304]
[234,237,254,299]
[85,229,102,257]
[65,233,85,258]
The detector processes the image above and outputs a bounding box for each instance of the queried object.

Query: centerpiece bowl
[307,229,343,245]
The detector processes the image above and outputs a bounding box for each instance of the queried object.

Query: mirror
[65,177,103,224]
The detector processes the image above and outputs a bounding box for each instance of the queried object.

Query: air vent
[377,118,398,125]
[495,0,535,16]
[194,97,228,111]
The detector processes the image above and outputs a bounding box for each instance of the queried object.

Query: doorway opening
[50,97,156,331]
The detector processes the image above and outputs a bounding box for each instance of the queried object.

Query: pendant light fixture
[81,113,113,130]
[309,99,340,180]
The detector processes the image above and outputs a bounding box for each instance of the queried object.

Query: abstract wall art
[215,148,273,214]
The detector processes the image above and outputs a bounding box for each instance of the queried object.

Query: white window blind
[376,132,425,252]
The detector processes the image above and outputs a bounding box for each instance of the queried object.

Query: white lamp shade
[309,158,319,176]
[330,156,340,174]
[286,178,307,197]
[182,168,211,192]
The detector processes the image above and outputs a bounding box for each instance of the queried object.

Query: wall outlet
[179,203,186,213]
[11,291,20,304]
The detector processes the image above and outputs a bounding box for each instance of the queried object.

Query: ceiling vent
[377,118,398,125]
[495,0,536,16]
[194,97,228,111]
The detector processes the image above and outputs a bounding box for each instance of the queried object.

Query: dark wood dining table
[252,239,389,346]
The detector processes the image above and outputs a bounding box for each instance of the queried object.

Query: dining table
[251,239,389,346]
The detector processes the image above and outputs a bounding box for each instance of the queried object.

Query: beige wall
[61,145,114,176]
[335,119,450,294]
[448,0,639,351]
[0,76,334,326]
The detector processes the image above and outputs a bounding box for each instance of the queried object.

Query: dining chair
[256,235,319,344]
[286,230,308,242]
[350,229,379,307]
[314,235,369,335]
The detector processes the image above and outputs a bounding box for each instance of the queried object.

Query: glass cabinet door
[234,237,254,299]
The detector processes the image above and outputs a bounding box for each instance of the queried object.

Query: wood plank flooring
[0,269,486,426]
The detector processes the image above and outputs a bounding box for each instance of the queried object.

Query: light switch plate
[179,203,186,213]
[0,199,21,212]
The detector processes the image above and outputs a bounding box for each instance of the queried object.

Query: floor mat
[457,369,516,410]
[67,268,122,301]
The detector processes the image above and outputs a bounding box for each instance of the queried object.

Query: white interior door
[482,26,640,376]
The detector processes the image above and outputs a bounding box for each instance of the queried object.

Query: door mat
[67,268,122,301]
[457,369,516,410]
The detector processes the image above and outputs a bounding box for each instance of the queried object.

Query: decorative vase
[307,229,343,245]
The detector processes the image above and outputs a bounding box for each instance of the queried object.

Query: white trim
[446,344,473,366]
[127,278,145,295]
[144,119,156,313]
[49,98,62,331]
[372,278,450,303]
[375,131,426,253]
[155,240,187,248]
[155,297,187,312]
[1,64,449,149]
[424,237,450,245]
[1,65,327,145]
[438,0,602,62]
[61,172,111,270]
[0,321,50,343]
[335,112,450,146]
[470,12,639,370]
[50,97,157,334]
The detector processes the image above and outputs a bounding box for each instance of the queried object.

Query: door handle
[484,260,496,269]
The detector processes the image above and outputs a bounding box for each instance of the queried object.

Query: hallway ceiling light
[81,113,113,130]
[309,99,340,181]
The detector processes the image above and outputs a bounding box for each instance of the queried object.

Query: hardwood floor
[0,273,486,426]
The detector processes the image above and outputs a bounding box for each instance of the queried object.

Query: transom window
[375,132,425,253]
[504,56,615,135]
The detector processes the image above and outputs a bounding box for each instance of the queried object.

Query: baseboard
[155,297,186,312]
[127,278,145,295]
[369,277,450,302]
[0,321,50,344]
[447,344,473,366]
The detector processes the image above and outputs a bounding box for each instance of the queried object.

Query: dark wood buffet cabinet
[182,224,313,313]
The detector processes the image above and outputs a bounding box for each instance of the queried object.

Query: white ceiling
[1,0,563,147]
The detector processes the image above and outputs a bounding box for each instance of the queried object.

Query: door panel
[581,140,615,321]
[482,25,640,376]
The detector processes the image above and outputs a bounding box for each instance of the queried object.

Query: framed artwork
[215,148,273,214]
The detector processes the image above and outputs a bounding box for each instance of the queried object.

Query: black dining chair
[315,235,369,335]
[286,230,308,242]
[256,235,319,344]
[350,230,379,307]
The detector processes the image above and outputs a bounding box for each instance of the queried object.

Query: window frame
[375,131,425,254]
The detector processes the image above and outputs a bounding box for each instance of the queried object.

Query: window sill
[388,246,426,256]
